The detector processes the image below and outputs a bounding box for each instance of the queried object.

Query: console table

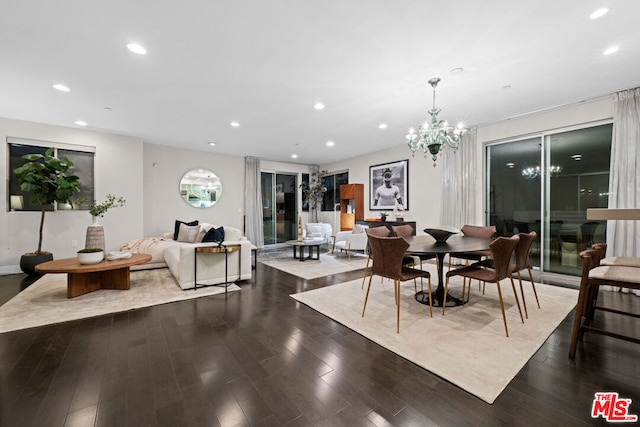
[356,220,416,236]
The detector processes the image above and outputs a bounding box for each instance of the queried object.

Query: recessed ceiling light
[52,84,70,92]
[126,43,147,55]
[450,67,464,75]
[74,120,87,126]
[230,121,240,127]
[208,142,217,147]
[571,154,582,160]
[378,123,388,129]
[326,141,335,147]
[590,7,609,20]
[291,154,298,159]
[313,102,325,110]
[603,45,619,55]
[506,162,515,168]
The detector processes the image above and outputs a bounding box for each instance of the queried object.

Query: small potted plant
[380,212,389,222]
[77,247,105,264]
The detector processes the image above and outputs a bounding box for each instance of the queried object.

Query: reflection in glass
[180,169,222,208]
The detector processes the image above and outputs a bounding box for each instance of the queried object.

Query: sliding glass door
[486,123,612,277]
[261,172,297,245]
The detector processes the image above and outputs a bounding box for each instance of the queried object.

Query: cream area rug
[290,265,578,404]
[0,268,240,334]
[259,252,368,279]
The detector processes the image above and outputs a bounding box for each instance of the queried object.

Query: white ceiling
[1,1,638,165]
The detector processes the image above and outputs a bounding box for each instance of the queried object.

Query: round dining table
[405,234,492,307]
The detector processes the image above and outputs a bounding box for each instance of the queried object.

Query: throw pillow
[174,220,199,240]
[177,223,200,243]
[202,226,225,244]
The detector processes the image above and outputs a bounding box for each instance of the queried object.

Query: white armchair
[334,224,369,257]
[306,222,333,242]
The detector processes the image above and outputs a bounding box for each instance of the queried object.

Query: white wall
[142,143,247,237]
[322,144,445,235]
[1,117,144,273]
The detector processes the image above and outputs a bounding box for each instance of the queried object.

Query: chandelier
[406,77,467,166]
[521,165,562,179]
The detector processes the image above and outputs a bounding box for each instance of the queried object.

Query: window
[321,171,348,211]
[7,139,95,212]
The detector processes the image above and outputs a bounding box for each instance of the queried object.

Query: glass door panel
[487,137,542,269]
[261,172,297,245]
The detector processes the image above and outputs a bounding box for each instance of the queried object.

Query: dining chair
[476,231,540,318]
[444,235,523,337]
[362,235,432,333]
[362,226,392,288]
[391,224,437,271]
[449,224,497,291]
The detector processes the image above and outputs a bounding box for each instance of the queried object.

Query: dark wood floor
[1,264,639,426]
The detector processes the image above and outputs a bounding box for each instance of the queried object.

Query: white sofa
[122,222,252,290]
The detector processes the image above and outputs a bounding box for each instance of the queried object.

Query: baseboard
[0,265,22,275]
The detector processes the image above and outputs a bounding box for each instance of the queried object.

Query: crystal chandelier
[406,77,467,166]
[521,165,562,180]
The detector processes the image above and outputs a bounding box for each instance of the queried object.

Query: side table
[194,244,241,293]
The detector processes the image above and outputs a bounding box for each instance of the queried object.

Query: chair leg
[395,279,401,333]
[427,277,433,317]
[496,280,509,337]
[510,276,524,323]
[361,256,371,289]
[443,276,450,315]
[527,267,541,309]
[517,271,528,319]
[362,273,374,317]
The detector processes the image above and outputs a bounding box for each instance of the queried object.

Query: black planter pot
[20,253,53,275]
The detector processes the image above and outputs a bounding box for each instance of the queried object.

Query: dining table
[405,234,492,307]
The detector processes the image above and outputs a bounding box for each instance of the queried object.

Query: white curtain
[244,157,264,248]
[606,87,640,295]
[440,128,479,228]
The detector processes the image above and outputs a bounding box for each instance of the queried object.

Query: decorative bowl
[77,250,104,264]
[424,226,460,243]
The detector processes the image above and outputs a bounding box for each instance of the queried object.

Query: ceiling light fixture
[126,43,147,55]
[406,77,467,167]
[74,120,87,126]
[378,123,388,129]
[603,45,619,55]
[230,121,240,127]
[590,7,609,20]
[326,141,335,147]
[522,165,562,179]
[52,84,70,92]
[208,142,216,147]
[313,102,325,110]
[291,154,298,159]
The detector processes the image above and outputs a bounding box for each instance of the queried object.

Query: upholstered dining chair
[391,224,438,268]
[363,235,432,333]
[362,226,392,288]
[449,224,497,290]
[444,235,523,337]
[475,231,540,318]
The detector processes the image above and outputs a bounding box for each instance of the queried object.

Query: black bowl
[424,227,459,243]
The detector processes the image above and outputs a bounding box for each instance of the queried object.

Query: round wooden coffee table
[35,253,151,298]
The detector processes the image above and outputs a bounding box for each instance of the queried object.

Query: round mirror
[179,169,222,208]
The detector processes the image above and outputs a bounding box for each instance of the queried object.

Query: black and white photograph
[369,159,409,210]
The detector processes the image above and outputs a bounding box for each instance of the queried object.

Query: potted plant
[76,247,105,265]
[13,148,81,274]
[300,168,327,222]
[380,212,389,222]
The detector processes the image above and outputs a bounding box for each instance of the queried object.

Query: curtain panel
[244,157,264,248]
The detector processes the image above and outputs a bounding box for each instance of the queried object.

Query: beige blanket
[121,237,165,254]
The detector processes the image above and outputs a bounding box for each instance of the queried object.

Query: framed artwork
[369,159,409,210]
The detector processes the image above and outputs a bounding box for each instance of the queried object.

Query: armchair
[334,224,369,257]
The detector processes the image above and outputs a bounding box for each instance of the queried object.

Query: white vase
[90,216,100,227]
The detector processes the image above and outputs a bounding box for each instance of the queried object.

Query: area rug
[0,268,240,333]
[290,265,578,404]
[259,251,368,279]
